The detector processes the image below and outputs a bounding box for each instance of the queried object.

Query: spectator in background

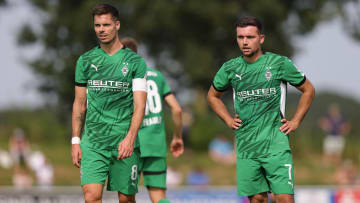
[0,149,13,169]
[8,128,53,188]
[319,104,351,165]
[166,167,183,187]
[186,166,209,186]
[208,135,236,165]
[9,128,30,167]
[28,151,54,188]
[335,159,358,185]
[9,128,33,189]
[12,165,33,189]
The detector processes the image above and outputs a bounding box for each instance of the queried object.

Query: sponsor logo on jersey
[88,80,130,92]
[122,62,129,76]
[236,87,277,101]
[265,67,272,81]
[235,73,242,80]
[91,64,99,71]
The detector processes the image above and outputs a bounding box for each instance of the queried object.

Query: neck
[243,49,263,63]
[100,37,123,56]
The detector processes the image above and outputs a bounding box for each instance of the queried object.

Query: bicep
[133,91,147,106]
[208,85,224,99]
[164,94,181,111]
[295,79,314,94]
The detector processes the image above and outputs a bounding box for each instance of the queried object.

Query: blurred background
[0,0,360,202]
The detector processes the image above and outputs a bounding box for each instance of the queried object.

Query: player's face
[94,13,120,44]
[236,26,264,57]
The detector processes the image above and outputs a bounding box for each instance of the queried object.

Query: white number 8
[131,165,138,181]
[145,80,162,115]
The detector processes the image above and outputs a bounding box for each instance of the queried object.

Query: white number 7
[284,164,292,180]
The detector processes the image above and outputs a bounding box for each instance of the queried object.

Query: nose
[243,37,248,45]
[98,25,105,33]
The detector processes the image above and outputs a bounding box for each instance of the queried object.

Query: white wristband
[71,137,81,144]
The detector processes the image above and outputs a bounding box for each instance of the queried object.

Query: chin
[100,40,111,44]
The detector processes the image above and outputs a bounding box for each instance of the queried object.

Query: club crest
[122,62,129,76]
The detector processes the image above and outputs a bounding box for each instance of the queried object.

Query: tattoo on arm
[76,112,86,134]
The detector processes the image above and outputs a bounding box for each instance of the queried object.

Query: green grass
[0,143,354,186]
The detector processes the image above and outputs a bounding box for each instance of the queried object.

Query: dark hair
[235,16,263,34]
[92,3,120,21]
[119,37,138,53]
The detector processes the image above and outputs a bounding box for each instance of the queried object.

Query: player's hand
[72,144,82,168]
[170,137,184,158]
[227,114,242,130]
[280,118,300,135]
[117,136,134,160]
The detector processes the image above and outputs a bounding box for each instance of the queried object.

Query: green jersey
[138,68,172,157]
[75,46,147,150]
[212,52,305,159]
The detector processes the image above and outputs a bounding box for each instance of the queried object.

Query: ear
[260,34,265,44]
[116,20,120,31]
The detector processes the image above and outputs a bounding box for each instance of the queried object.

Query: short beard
[241,48,259,57]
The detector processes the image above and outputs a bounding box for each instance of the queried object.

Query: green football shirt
[75,46,147,150]
[138,67,172,157]
[212,52,305,159]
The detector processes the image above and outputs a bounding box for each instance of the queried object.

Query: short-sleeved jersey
[138,67,172,157]
[212,52,305,159]
[75,46,147,150]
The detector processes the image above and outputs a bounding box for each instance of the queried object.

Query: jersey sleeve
[280,57,306,87]
[75,56,87,86]
[132,58,147,79]
[212,64,230,92]
[131,58,147,92]
[159,72,172,98]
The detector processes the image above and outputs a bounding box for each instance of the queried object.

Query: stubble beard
[241,48,259,57]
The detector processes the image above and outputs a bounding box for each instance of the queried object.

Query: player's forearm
[72,102,87,138]
[127,106,145,140]
[171,107,182,139]
[165,94,183,139]
[208,95,233,126]
[291,86,315,124]
[127,92,147,140]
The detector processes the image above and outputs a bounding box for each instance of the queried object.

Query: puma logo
[91,64,98,71]
[235,74,242,80]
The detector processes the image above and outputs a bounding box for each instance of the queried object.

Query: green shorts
[236,150,294,196]
[80,144,140,195]
[139,157,167,189]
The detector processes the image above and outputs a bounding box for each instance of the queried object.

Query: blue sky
[1,0,360,109]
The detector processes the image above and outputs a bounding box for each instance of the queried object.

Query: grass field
[0,142,342,186]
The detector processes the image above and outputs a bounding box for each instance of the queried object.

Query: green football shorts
[236,150,294,196]
[80,144,140,195]
[139,157,167,189]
